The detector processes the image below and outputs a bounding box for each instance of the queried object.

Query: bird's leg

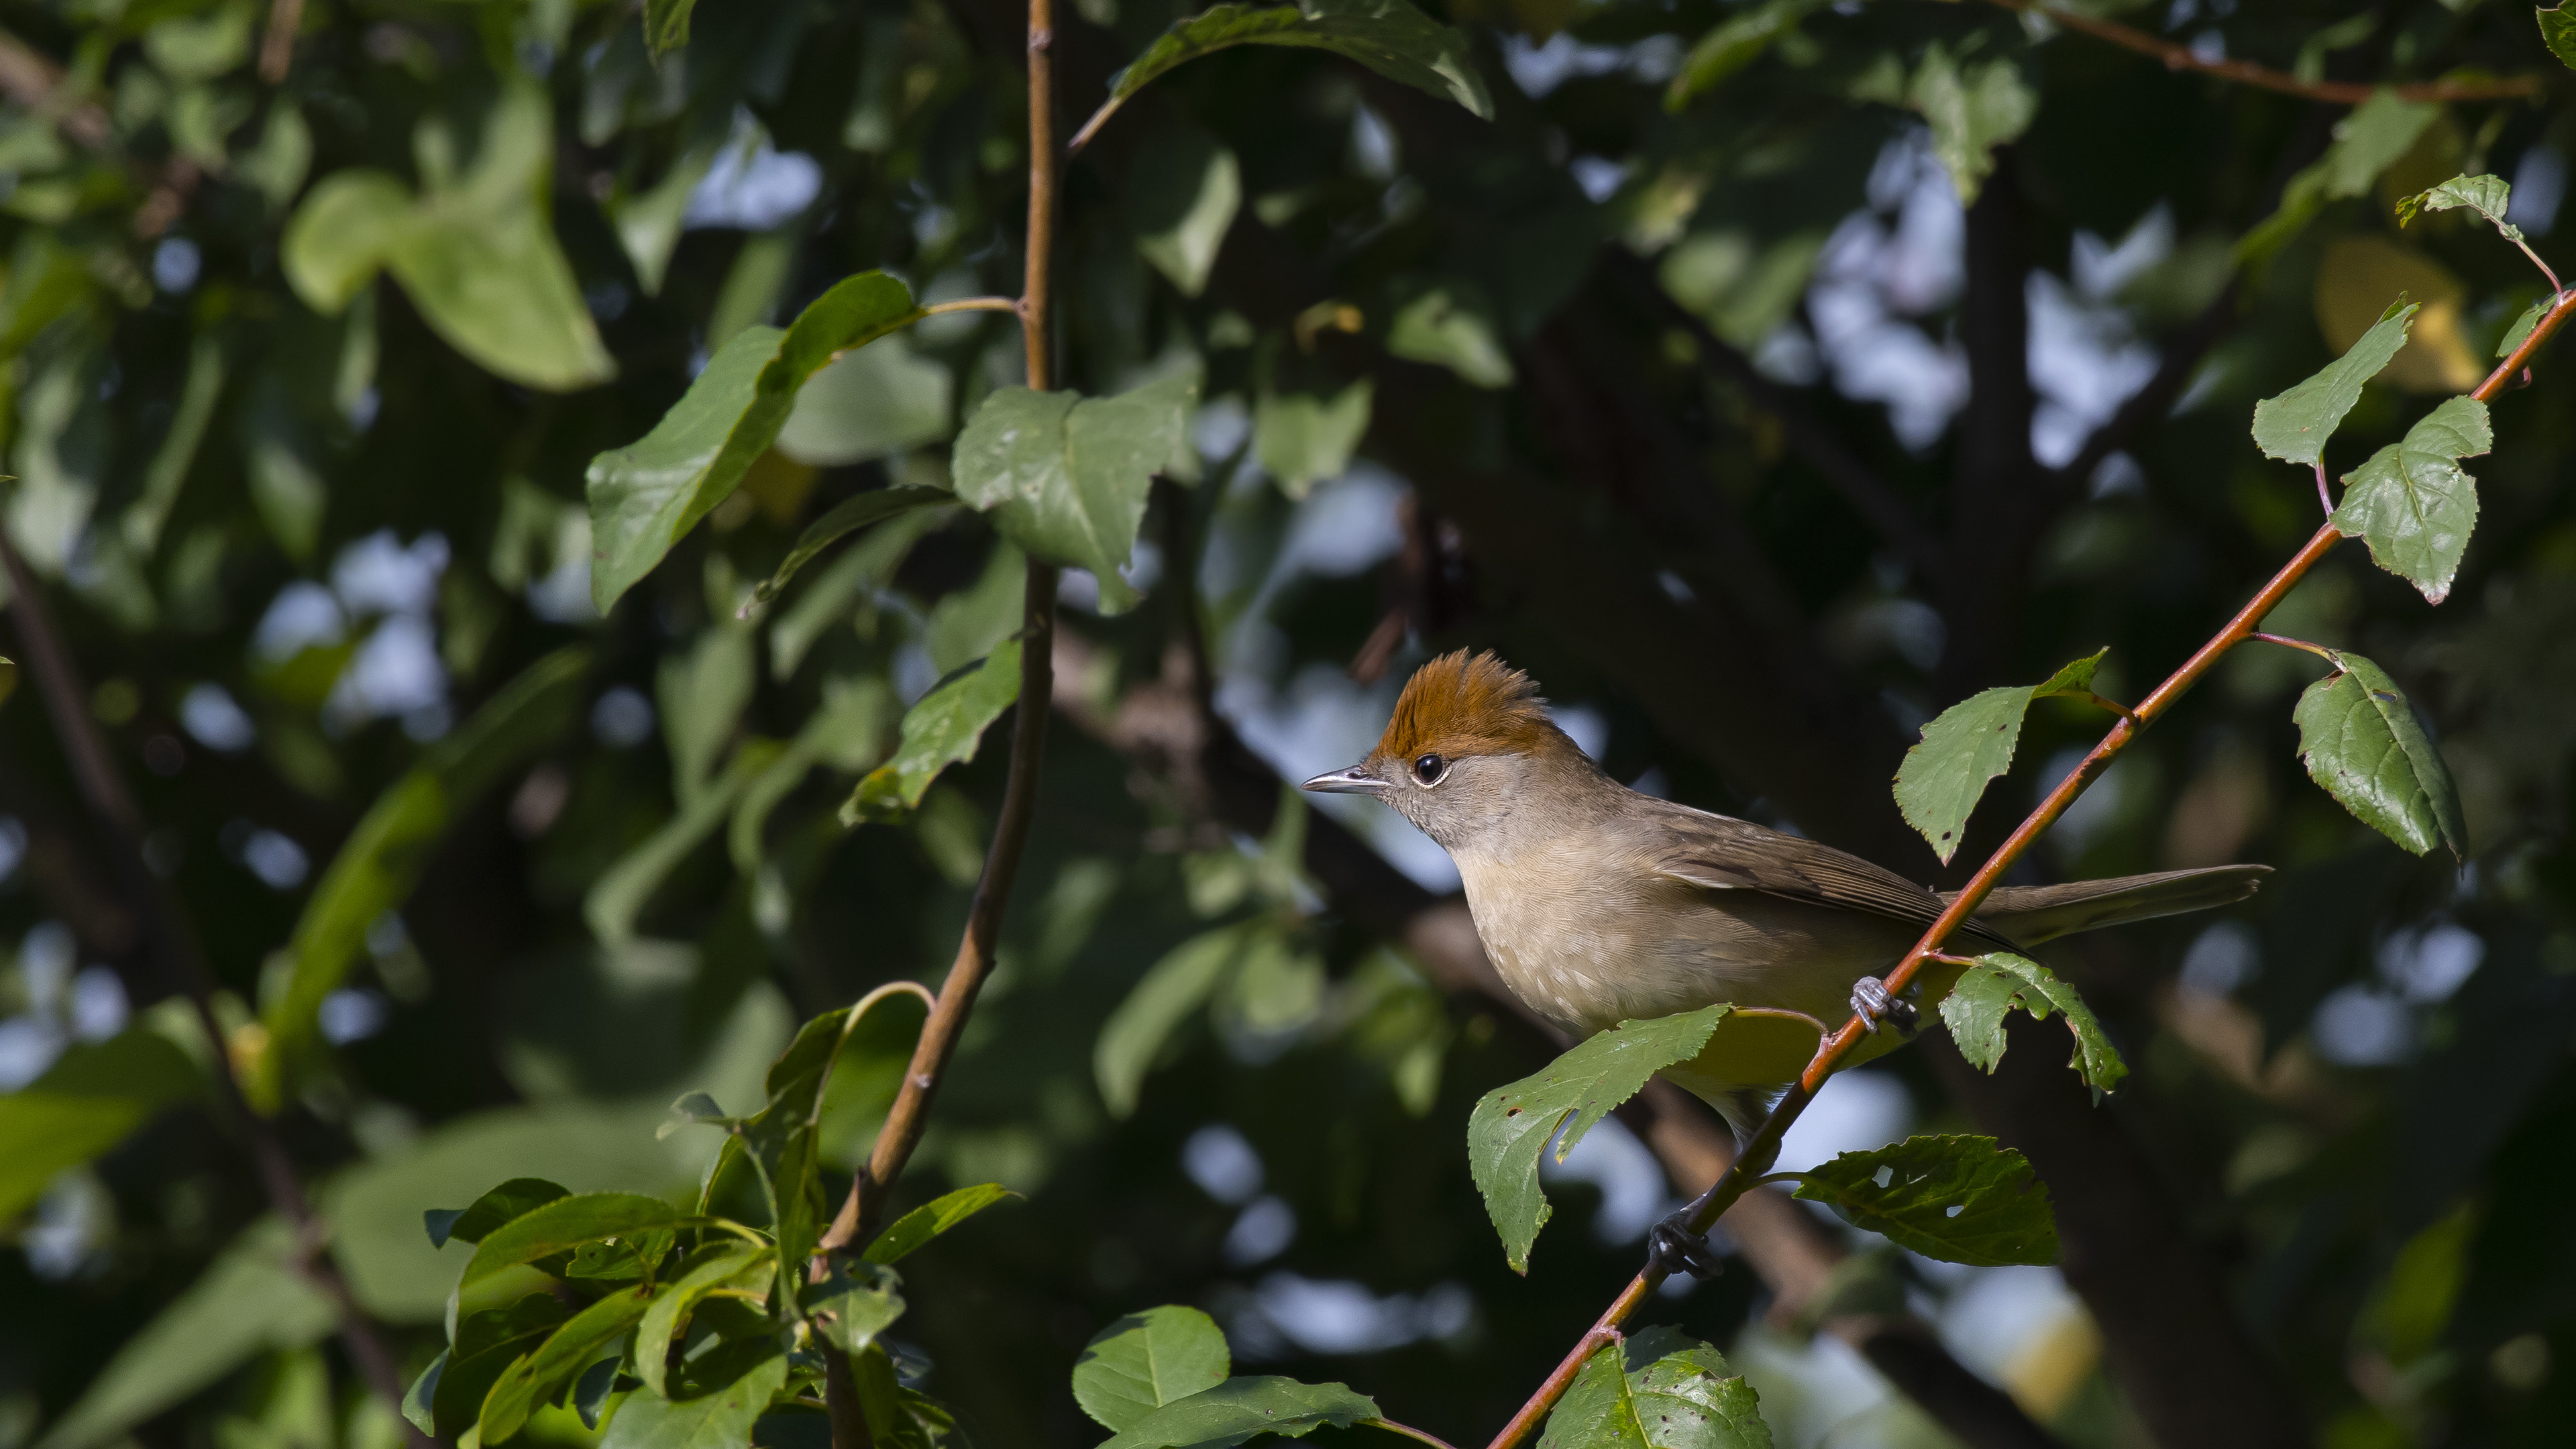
[1646,1213,1726,1281]
[1849,975,1919,1036]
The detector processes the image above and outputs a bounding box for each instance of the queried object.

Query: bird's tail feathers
[1708,1086,1788,1151]
[1957,864,2271,945]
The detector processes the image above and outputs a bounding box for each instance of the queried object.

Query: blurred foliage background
[0,1,2572,1448]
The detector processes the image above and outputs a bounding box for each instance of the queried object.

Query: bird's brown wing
[1642,802,2020,951]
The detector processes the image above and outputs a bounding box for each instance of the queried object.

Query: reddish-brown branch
[1482,260,2576,1449]
[1986,0,2544,103]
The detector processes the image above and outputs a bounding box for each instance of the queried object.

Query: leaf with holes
[1099,1377,1379,1449]
[841,641,1022,823]
[2252,299,2416,467]
[587,272,924,610]
[1791,1135,2057,1267]
[1938,953,2128,1093]
[1073,1305,1232,1432]
[2332,395,2489,603]
[1538,1331,1773,1449]
[951,374,1196,612]
[2293,649,2468,859]
[2396,173,2523,241]
[1106,0,1491,122]
[1893,649,2110,864]
[1468,1004,1733,1273]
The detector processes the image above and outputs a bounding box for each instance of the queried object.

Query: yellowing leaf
[2314,237,2484,394]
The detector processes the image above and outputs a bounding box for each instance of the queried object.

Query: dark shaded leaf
[0,1029,205,1222]
[1099,1377,1379,1449]
[1107,0,1492,121]
[425,1178,571,1250]
[1664,0,1823,111]
[747,486,953,611]
[598,1344,786,1449]
[2542,4,2576,71]
[863,1182,1018,1265]
[478,1285,655,1444]
[1791,1135,2058,1267]
[637,1244,773,1399]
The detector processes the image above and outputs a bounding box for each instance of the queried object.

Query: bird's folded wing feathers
[1644,806,2019,950]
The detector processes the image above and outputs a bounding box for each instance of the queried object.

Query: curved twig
[1988,0,2546,104]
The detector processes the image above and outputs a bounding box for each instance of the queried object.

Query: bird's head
[1302,649,1600,851]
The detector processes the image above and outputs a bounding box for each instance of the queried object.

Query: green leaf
[2540,4,2576,71]
[586,271,926,609]
[842,640,1024,823]
[2332,394,2489,604]
[1893,651,2116,864]
[853,1344,970,1449]
[644,0,694,56]
[1538,1334,1773,1449]
[281,85,614,392]
[1468,1004,1735,1273]
[32,1220,335,1449]
[2395,173,2524,241]
[1253,378,1373,500]
[2292,649,2469,859]
[402,1353,445,1437]
[0,1028,205,1222]
[254,648,590,1110]
[1790,1135,2059,1267]
[775,334,955,467]
[460,1192,688,1294]
[425,1178,572,1250]
[598,1345,787,1449]
[863,1182,1018,1264]
[1095,922,1265,1118]
[2498,296,2549,359]
[2251,299,2418,468]
[586,741,782,945]
[951,374,1198,610]
[1106,0,1493,123]
[478,1285,655,1444]
[1665,0,1823,111]
[636,1244,773,1399]
[803,1260,907,1354]
[1100,1377,1380,1449]
[1907,45,2035,206]
[1073,1305,1232,1432]
[1387,284,1514,388]
[1937,953,2129,1093]
[433,1297,576,1442]
[748,486,953,611]
[1128,126,1242,299]
[2322,93,2442,197]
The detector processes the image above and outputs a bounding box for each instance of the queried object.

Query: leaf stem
[2313,460,2334,517]
[2512,241,2563,301]
[921,296,1024,317]
[1364,1419,1465,1449]
[2247,632,2342,663]
[1066,96,1123,157]
[1481,195,2576,1449]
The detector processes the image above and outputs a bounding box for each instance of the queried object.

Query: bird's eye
[1413,753,1446,786]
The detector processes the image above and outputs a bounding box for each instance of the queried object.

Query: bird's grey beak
[1301,765,1386,795]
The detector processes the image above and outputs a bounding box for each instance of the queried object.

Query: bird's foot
[1646,1214,1726,1281]
[1850,976,1919,1036]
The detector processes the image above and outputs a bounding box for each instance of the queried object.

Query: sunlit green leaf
[459,1192,688,1293]
[0,1029,205,1223]
[1387,283,1514,388]
[424,1177,571,1250]
[1106,0,1493,123]
[478,1285,654,1444]
[1937,953,2129,1092]
[644,0,694,56]
[802,1260,906,1354]
[951,374,1197,611]
[2253,299,2418,467]
[1539,1332,1772,1449]
[431,1295,576,1440]
[587,271,926,609]
[598,1344,786,1449]
[1790,1135,2058,1267]
[2292,649,2468,859]
[2332,394,2489,603]
[1100,1377,1380,1449]
[843,641,1024,823]
[1073,1305,1232,1432]
[1893,649,2110,864]
[1468,1004,1733,1273]
[2395,173,2523,241]
[864,1182,1018,1264]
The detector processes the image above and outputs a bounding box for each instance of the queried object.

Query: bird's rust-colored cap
[1373,649,1574,763]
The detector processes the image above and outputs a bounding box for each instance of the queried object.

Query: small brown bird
[1304,651,2267,1146]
